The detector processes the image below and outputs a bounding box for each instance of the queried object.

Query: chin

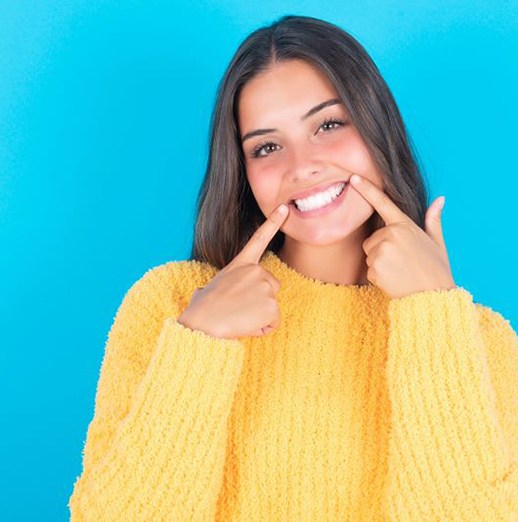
[288,204,375,241]
[289,233,355,247]
[284,223,364,246]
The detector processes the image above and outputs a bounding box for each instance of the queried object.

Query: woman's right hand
[177,204,290,339]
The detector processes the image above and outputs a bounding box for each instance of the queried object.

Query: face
[238,59,384,246]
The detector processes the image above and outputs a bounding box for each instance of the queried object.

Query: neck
[277,217,375,287]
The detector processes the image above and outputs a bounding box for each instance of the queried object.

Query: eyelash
[249,117,347,159]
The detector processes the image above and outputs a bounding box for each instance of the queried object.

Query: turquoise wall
[1,2,516,520]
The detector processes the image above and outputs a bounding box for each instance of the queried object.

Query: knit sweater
[68,249,518,521]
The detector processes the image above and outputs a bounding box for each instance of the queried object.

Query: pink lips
[289,181,349,218]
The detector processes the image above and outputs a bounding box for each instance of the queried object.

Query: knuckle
[265,276,280,292]
[251,264,263,276]
[372,254,382,268]
[260,279,272,292]
[393,225,404,237]
[377,240,388,254]
[266,297,278,314]
[385,225,396,237]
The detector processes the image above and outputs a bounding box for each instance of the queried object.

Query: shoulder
[474,301,518,360]
[474,302,517,341]
[120,257,219,317]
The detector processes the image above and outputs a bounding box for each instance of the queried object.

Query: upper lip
[288,180,348,203]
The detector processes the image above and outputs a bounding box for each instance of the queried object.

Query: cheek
[246,165,281,205]
[330,137,374,175]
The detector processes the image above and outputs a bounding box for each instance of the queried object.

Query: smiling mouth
[289,181,348,211]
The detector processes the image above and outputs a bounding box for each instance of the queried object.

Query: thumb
[425,196,446,250]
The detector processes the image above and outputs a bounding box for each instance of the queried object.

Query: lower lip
[289,182,349,219]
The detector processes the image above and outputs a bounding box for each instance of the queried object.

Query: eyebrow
[240,97,343,143]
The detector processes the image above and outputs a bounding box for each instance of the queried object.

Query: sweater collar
[260,249,387,300]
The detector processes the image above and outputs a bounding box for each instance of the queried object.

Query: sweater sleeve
[384,286,518,521]
[67,266,245,521]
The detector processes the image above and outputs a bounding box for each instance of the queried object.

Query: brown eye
[318,117,346,133]
[250,141,280,158]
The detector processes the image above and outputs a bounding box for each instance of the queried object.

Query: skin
[177,205,290,338]
[348,174,456,298]
[179,59,456,337]
[238,58,456,297]
[238,58,385,287]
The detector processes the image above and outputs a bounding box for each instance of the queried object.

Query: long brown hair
[189,15,430,269]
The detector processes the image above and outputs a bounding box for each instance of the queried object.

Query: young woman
[69,15,518,521]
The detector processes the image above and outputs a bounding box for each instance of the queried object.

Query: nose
[288,141,325,182]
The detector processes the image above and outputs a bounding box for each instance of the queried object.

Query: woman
[68,15,518,521]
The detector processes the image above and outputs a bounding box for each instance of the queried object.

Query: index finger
[349,174,409,225]
[232,204,289,265]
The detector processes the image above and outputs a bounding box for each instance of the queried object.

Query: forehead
[237,59,339,127]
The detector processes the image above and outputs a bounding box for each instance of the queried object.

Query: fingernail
[438,196,446,209]
[278,204,288,215]
[350,175,361,184]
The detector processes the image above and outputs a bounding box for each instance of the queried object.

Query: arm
[68,266,245,521]
[384,286,518,521]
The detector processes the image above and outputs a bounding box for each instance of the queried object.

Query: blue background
[1,1,516,520]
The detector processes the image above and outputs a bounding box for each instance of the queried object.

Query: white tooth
[295,183,343,205]
[295,182,345,211]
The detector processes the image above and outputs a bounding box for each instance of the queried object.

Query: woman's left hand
[350,174,457,299]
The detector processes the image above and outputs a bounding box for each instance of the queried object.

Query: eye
[248,117,348,159]
[318,117,346,133]
[250,140,280,159]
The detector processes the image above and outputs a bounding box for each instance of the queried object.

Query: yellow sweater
[68,250,518,521]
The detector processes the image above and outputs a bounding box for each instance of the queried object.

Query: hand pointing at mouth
[177,204,290,339]
[349,174,457,299]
